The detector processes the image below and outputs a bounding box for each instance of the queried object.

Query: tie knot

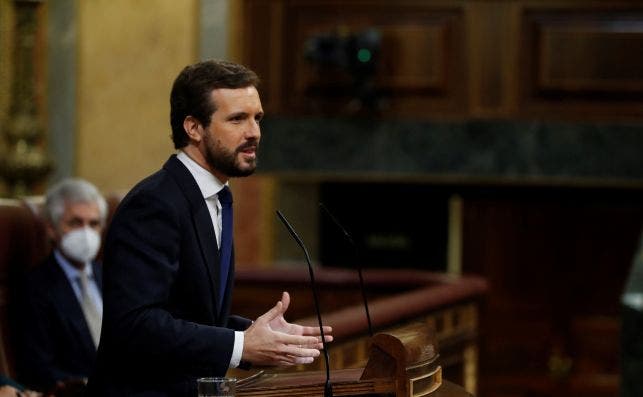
[77,272,90,293]
[78,271,88,283]
[218,186,233,205]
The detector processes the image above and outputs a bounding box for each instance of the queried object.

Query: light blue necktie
[78,272,101,347]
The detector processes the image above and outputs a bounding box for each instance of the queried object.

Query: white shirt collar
[176,150,227,199]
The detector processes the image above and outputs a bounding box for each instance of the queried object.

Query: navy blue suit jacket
[88,155,251,396]
[19,254,102,391]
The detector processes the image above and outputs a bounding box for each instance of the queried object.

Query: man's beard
[203,133,258,178]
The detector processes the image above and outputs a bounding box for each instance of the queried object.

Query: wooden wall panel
[285,2,467,117]
[368,24,448,92]
[532,12,643,93]
[539,29,643,93]
[240,1,467,118]
[519,5,643,119]
[467,1,519,117]
[238,0,284,113]
[238,0,643,121]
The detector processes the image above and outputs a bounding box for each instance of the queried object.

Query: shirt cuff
[229,331,244,368]
[623,292,643,311]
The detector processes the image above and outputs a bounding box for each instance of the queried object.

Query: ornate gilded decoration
[0,0,51,197]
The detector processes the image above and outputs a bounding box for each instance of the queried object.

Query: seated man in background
[18,178,107,393]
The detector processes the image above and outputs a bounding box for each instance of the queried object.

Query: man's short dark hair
[170,60,260,149]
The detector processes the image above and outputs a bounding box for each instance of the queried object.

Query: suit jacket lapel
[49,257,98,357]
[92,261,103,293]
[163,155,221,316]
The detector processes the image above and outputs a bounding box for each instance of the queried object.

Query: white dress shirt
[176,150,244,368]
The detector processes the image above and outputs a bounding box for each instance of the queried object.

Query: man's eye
[67,219,82,227]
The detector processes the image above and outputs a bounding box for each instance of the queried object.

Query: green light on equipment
[357,48,372,63]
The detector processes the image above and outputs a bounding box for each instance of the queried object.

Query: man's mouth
[238,143,258,158]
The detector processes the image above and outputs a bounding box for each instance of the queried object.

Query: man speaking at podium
[88,60,332,396]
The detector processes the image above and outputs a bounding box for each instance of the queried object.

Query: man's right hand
[242,294,325,366]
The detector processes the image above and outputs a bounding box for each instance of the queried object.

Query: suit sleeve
[226,315,252,331]
[100,189,234,376]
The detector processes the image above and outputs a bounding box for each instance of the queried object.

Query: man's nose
[246,120,261,139]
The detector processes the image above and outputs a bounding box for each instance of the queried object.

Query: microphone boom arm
[319,203,373,337]
[276,210,333,397]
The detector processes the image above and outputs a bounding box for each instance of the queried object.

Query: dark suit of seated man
[18,178,106,393]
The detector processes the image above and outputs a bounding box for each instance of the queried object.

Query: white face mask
[60,227,101,264]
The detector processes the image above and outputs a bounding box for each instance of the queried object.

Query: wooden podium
[236,323,472,397]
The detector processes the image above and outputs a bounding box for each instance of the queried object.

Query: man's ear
[45,221,59,243]
[183,116,203,143]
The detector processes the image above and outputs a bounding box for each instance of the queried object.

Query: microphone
[275,210,333,397]
[319,203,373,337]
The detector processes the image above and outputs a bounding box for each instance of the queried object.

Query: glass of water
[197,377,236,397]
